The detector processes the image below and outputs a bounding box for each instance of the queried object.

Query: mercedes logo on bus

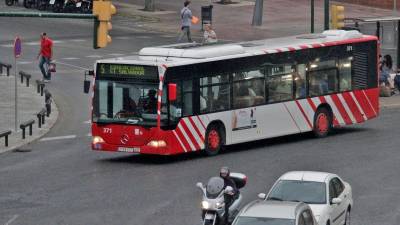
[120,134,130,144]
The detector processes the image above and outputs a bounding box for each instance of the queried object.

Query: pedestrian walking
[178,0,193,43]
[203,24,218,43]
[37,32,53,83]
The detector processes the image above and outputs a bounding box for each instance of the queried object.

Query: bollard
[45,90,52,117]
[0,130,12,147]
[36,80,45,95]
[0,63,12,76]
[19,71,32,87]
[36,108,46,128]
[20,120,35,139]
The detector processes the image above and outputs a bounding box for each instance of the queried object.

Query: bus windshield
[93,64,167,126]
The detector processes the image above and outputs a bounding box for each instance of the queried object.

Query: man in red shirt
[37,32,53,82]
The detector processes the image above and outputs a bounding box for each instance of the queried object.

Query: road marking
[115,36,130,40]
[40,135,77,142]
[54,61,90,70]
[131,51,139,55]
[87,133,92,137]
[83,120,91,124]
[4,215,19,225]
[17,61,33,65]
[86,55,102,58]
[108,53,125,56]
[52,40,64,44]
[382,103,400,108]
[61,57,80,60]
[136,36,150,38]
[0,44,13,48]
[70,39,86,42]
[25,42,40,46]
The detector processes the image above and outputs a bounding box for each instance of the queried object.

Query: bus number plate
[118,147,140,153]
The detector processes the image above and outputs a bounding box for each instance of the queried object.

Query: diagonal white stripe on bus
[311,97,321,107]
[191,116,206,136]
[183,118,204,149]
[178,123,196,151]
[172,130,188,152]
[362,90,377,116]
[324,95,346,125]
[298,99,315,126]
[350,92,368,121]
[337,93,357,124]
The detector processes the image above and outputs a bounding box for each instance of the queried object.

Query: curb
[0,99,59,154]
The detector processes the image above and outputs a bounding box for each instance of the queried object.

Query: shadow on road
[98,126,370,165]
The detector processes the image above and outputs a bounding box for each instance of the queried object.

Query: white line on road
[115,36,130,40]
[40,135,77,142]
[87,133,92,137]
[53,61,90,70]
[17,61,33,65]
[108,53,125,56]
[25,42,40,46]
[61,57,80,60]
[4,215,19,225]
[83,120,91,124]
[70,39,86,42]
[52,40,64,44]
[86,55,102,58]
[0,44,13,48]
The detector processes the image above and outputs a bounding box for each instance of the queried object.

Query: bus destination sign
[97,63,158,79]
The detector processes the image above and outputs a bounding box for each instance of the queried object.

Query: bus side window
[295,64,307,99]
[339,57,352,91]
[182,80,193,116]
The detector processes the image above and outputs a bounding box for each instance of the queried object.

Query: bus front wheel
[204,124,223,156]
[313,107,332,138]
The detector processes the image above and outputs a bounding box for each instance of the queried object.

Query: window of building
[232,68,265,108]
[339,57,353,91]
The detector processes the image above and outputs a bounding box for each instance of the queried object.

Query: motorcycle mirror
[224,186,234,195]
[258,193,266,200]
[196,182,203,188]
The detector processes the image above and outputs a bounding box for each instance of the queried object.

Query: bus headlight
[202,201,210,209]
[147,140,167,148]
[92,136,105,144]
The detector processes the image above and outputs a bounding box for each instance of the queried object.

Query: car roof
[279,171,336,183]
[238,200,306,219]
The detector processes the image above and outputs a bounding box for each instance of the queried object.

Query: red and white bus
[89,30,379,156]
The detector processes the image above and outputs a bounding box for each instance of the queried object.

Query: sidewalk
[0,73,58,154]
[380,93,400,108]
[113,0,400,41]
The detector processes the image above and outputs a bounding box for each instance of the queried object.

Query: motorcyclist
[220,167,237,224]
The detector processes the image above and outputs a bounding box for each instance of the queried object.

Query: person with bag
[178,0,193,43]
[37,32,53,83]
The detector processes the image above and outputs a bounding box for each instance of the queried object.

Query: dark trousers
[178,26,192,43]
[39,56,51,80]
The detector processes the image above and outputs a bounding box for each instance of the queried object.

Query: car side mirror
[258,193,266,200]
[224,186,234,195]
[331,197,342,205]
[168,83,177,102]
[196,182,203,188]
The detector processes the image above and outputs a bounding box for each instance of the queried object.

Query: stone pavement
[114,0,400,41]
[0,72,58,154]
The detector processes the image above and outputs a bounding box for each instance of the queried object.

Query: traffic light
[331,4,345,29]
[93,0,116,48]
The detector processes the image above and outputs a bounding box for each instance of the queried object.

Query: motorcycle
[49,0,64,12]
[196,172,247,225]
[5,0,17,6]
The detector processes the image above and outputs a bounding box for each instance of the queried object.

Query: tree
[144,0,155,12]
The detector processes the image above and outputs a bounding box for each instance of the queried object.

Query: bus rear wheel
[313,107,332,138]
[204,124,223,156]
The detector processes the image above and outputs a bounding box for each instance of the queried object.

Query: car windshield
[267,180,326,204]
[234,217,294,225]
[93,80,168,127]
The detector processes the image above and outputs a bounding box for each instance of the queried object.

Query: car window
[302,210,314,225]
[298,214,306,225]
[268,180,326,204]
[332,178,344,196]
[234,216,295,225]
[329,180,337,201]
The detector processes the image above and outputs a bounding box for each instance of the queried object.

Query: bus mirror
[168,83,177,101]
[84,80,91,94]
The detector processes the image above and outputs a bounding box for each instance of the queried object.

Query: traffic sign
[14,36,22,58]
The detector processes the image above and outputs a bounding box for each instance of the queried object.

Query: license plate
[205,213,215,220]
[117,147,140,153]
[49,0,55,4]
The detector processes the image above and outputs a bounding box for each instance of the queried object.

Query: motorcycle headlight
[202,201,210,209]
[216,202,225,209]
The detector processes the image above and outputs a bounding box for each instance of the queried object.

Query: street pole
[311,0,314,33]
[14,56,17,131]
[324,0,330,30]
[252,0,263,26]
[394,0,397,15]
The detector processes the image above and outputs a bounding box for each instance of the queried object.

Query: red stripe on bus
[188,117,205,141]
[180,120,201,151]
[174,126,192,151]
[299,45,309,49]
[295,100,313,129]
[330,94,352,125]
[196,116,207,130]
[306,98,317,111]
[288,47,296,51]
[341,92,364,123]
[353,90,375,119]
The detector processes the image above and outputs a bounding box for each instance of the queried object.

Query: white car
[259,171,353,225]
